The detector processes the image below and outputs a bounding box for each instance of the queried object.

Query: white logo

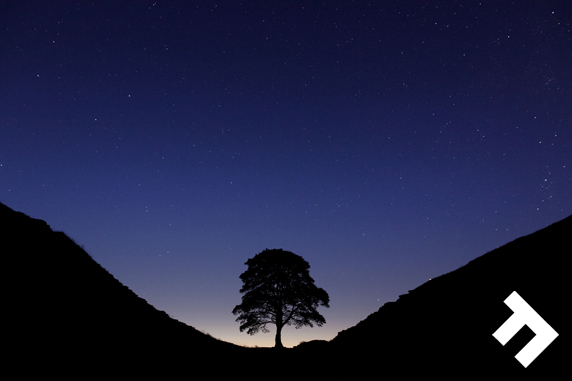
[493,291,558,368]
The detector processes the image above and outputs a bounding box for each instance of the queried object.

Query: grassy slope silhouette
[2,202,244,376]
[3,201,569,378]
[328,213,571,378]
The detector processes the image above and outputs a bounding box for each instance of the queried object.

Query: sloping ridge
[4,201,569,377]
[2,202,242,374]
[329,214,571,377]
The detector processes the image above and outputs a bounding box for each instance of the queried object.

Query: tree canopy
[232,248,330,348]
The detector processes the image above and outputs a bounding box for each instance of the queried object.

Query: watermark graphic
[493,291,558,368]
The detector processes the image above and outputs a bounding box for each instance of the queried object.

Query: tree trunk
[275,324,284,349]
[275,307,284,348]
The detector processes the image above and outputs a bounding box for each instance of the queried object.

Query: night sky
[1,1,571,348]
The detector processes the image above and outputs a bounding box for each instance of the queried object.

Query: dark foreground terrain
[2,201,569,378]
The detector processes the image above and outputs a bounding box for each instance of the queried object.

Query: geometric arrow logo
[493,291,558,368]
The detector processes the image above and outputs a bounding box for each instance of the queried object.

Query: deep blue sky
[1,1,571,348]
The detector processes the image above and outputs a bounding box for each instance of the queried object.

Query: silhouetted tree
[232,248,330,348]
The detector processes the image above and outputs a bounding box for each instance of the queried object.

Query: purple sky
[1,1,571,347]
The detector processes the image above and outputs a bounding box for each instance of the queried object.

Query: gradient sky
[1,1,571,348]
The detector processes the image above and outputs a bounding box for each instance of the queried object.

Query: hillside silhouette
[3,201,569,378]
[328,213,571,378]
[1,202,244,376]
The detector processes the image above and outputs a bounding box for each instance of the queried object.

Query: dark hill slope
[1,202,243,375]
[329,214,571,378]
